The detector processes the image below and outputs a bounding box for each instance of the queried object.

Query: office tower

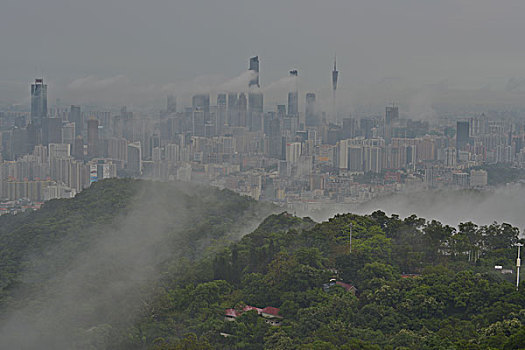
[127,141,142,175]
[277,105,286,118]
[360,118,375,139]
[237,93,247,127]
[249,56,260,88]
[42,117,62,145]
[332,56,339,124]
[31,78,47,127]
[268,118,283,159]
[217,94,227,107]
[87,118,99,158]
[227,93,238,126]
[49,143,71,160]
[192,94,210,113]
[385,105,399,124]
[342,118,357,139]
[192,110,206,136]
[248,92,263,131]
[305,93,318,127]
[107,137,128,163]
[456,121,470,150]
[167,95,177,114]
[73,135,84,159]
[217,94,227,134]
[288,70,299,116]
[286,142,302,164]
[288,92,299,116]
[69,105,83,136]
[348,146,363,172]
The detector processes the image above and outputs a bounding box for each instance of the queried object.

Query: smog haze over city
[1,1,525,349]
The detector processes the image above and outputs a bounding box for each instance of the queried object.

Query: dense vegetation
[0,179,524,349]
[0,179,272,348]
[123,212,525,349]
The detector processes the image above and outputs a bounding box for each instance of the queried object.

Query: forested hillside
[0,179,273,349]
[0,179,524,349]
[122,212,525,350]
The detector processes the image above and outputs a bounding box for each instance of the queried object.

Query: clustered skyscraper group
[0,55,522,212]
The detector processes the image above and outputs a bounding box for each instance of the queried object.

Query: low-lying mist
[305,183,525,233]
[0,181,271,349]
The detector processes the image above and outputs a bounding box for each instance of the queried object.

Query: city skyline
[3,1,525,112]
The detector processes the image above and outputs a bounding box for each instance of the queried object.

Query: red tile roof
[262,306,281,317]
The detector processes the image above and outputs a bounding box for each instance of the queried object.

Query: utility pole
[349,223,353,254]
[517,243,523,290]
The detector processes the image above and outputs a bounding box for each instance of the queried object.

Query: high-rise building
[385,105,399,125]
[288,70,299,116]
[217,94,227,134]
[192,94,210,113]
[305,93,317,127]
[277,105,286,118]
[42,117,62,145]
[227,93,238,126]
[127,142,142,175]
[87,118,99,158]
[237,93,247,127]
[456,121,470,151]
[249,56,260,88]
[217,94,227,107]
[31,78,47,127]
[286,142,301,164]
[248,92,263,131]
[69,105,82,136]
[61,122,75,146]
[288,92,299,117]
[342,118,357,139]
[192,111,206,136]
[167,95,177,114]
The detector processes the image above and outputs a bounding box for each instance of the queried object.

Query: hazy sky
[2,0,525,112]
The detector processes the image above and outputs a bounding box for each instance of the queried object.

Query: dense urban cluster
[1,58,525,214]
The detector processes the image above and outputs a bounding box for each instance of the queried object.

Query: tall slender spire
[332,55,339,124]
[332,55,338,92]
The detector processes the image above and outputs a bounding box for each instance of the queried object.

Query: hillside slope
[125,212,525,350]
[0,179,273,349]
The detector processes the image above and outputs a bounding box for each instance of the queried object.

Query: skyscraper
[69,105,83,136]
[31,78,47,127]
[87,118,99,158]
[248,92,263,131]
[228,93,238,126]
[237,93,247,127]
[288,70,299,117]
[305,93,318,127]
[456,121,470,151]
[288,92,298,117]
[385,105,399,124]
[249,56,260,88]
[167,95,177,114]
[42,117,62,145]
[192,94,210,113]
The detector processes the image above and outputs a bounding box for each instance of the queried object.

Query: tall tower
[167,95,177,114]
[305,93,318,127]
[249,56,260,88]
[332,56,339,124]
[31,78,48,127]
[87,118,99,158]
[288,70,299,116]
